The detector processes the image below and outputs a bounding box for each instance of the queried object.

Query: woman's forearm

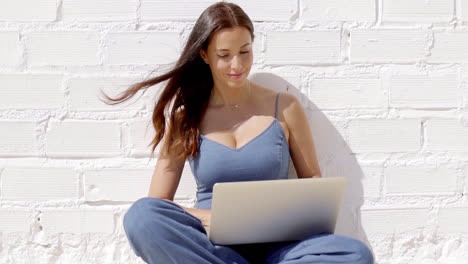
[183,206,211,222]
[161,198,210,223]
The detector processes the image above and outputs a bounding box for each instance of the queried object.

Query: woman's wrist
[185,207,209,221]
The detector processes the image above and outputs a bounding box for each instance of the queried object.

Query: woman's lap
[124,197,249,264]
[124,197,373,264]
[226,233,374,264]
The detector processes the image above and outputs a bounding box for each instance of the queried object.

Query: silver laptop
[208,177,346,245]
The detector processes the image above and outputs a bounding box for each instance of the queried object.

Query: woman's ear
[200,50,208,64]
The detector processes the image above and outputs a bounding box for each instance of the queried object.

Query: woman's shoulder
[251,82,299,106]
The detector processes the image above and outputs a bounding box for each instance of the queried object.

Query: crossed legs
[123,197,374,264]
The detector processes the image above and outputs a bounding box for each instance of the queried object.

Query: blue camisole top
[188,93,290,209]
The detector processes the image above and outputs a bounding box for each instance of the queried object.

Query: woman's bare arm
[147,128,211,230]
[280,93,322,178]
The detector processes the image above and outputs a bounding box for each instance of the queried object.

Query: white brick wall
[309,78,384,109]
[0,0,56,21]
[128,117,157,157]
[302,0,376,22]
[437,207,468,233]
[0,209,30,232]
[104,32,181,65]
[348,119,421,153]
[41,208,114,234]
[428,32,468,62]
[68,76,143,111]
[45,120,121,157]
[389,74,460,108]
[361,207,430,235]
[1,1,467,263]
[426,119,468,152]
[265,30,341,65]
[62,0,137,22]
[0,120,37,156]
[462,0,468,22]
[229,0,297,21]
[140,0,217,21]
[0,74,64,109]
[0,32,20,66]
[350,30,428,63]
[28,31,101,66]
[360,166,382,198]
[382,0,454,23]
[384,166,458,194]
[2,167,78,200]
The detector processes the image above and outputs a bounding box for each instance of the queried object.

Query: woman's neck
[209,80,251,108]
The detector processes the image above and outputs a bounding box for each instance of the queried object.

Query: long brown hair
[100,2,255,160]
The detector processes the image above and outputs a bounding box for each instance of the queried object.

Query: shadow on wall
[250,72,372,252]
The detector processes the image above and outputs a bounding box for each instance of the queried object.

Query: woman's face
[200,26,253,88]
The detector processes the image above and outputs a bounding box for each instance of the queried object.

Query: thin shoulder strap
[274,93,280,118]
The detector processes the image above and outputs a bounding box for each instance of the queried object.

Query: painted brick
[361,207,429,235]
[256,69,307,106]
[464,169,468,195]
[389,74,460,108]
[462,0,468,22]
[465,77,468,109]
[302,0,375,22]
[428,32,468,63]
[41,208,114,234]
[350,30,427,63]
[361,166,382,198]
[28,31,100,66]
[84,168,152,202]
[0,74,64,109]
[68,76,143,111]
[0,0,56,21]
[105,32,180,65]
[84,162,196,202]
[140,0,216,21]
[266,70,302,91]
[382,0,454,23]
[309,78,385,109]
[0,31,20,66]
[426,119,468,152]
[142,0,296,22]
[63,0,137,22]
[385,166,458,194]
[2,167,78,200]
[45,120,121,157]
[228,0,297,21]
[0,120,37,156]
[438,207,468,233]
[307,112,347,159]
[347,119,421,153]
[0,209,30,232]
[128,118,156,157]
[265,31,341,65]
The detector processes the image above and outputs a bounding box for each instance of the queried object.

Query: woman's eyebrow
[216,43,251,51]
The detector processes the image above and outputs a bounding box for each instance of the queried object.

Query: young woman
[107,2,374,263]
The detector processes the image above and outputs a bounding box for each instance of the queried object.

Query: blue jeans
[123,197,374,264]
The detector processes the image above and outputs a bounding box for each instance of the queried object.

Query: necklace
[231,81,251,109]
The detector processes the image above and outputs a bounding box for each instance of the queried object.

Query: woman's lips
[228,73,243,79]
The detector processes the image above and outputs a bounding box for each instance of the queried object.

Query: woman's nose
[231,55,242,71]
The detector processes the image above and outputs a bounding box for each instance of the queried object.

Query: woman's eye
[217,51,250,58]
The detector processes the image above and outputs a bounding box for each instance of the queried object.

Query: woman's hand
[162,199,212,234]
[199,209,212,235]
[188,208,212,234]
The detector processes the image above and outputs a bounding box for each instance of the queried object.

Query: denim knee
[123,197,169,240]
[346,236,374,264]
